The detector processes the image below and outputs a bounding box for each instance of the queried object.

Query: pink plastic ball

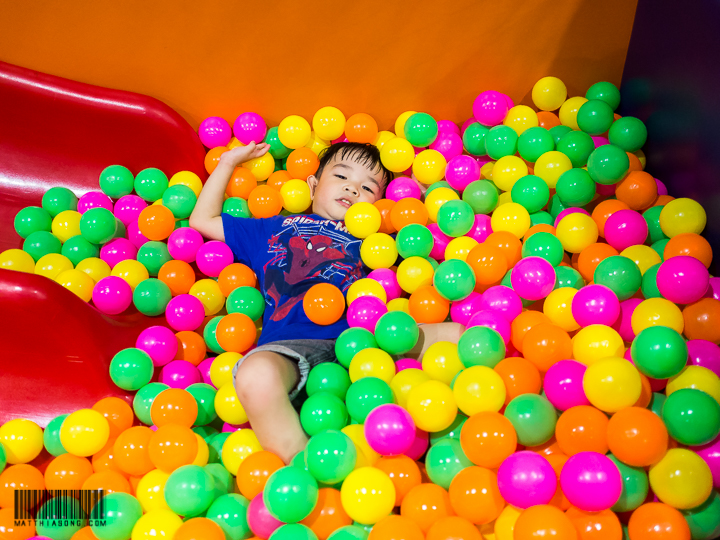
[92,276,132,315]
[467,310,511,345]
[445,155,480,191]
[347,296,387,333]
[473,90,509,127]
[687,339,720,378]
[466,214,493,244]
[100,238,137,269]
[694,435,720,490]
[477,286,522,322]
[497,451,557,509]
[592,136,609,148]
[450,291,483,326]
[223,422,250,432]
[543,360,590,411]
[596,183,616,197]
[199,116,232,148]
[428,223,451,261]
[233,112,267,145]
[510,257,556,301]
[114,195,147,226]
[364,404,417,456]
[571,284,620,327]
[710,277,720,301]
[167,227,204,263]
[559,451,623,512]
[554,207,590,228]
[603,209,648,252]
[502,93,515,109]
[403,429,429,461]
[395,359,423,372]
[332,135,348,144]
[437,120,460,135]
[655,178,668,196]
[78,191,113,214]
[461,117,476,135]
[386,177,422,202]
[656,255,710,305]
[127,221,149,249]
[368,268,402,301]
[197,357,215,387]
[429,131,463,162]
[158,360,202,389]
[165,294,206,331]
[612,298,642,342]
[195,241,234,277]
[247,493,283,539]
[136,325,178,367]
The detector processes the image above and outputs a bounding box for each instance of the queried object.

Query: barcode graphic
[14,490,105,521]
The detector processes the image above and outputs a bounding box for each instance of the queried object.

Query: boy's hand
[220,141,271,168]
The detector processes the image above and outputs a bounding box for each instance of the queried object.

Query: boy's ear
[307,175,318,199]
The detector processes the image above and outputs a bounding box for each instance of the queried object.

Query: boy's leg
[406,322,465,359]
[234,351,308,464]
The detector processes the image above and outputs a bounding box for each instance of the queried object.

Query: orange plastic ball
[401,483,455,533]
[226,166,258,199]
[606,406,668,467]
[485,231,522,268]
[92,397,133,440]
[267,170,292,191]
[375,199,397,234]
[113,426,154,477]
[538,111,562,130]
[555,406,609,456]
[426,516,483,540]
[626,151,643,173]
[390,198,429,230]
[683,298,720,343]
[204,146,227,174]
[653,194,675,207]
[466,243,508,286]
[615,171,657,211]
[0,506,36,539]
[592,199,630,238]
[577,243,619,282]
[138,205,176,241]
[216,313,257,353]
[174,517,226,540]
[566,507,622,540]
[448,466,504,525]
[303,283,346,325]
[286,147,320,180]
[300,488,352,540]
[460,412,518,469]
[0,464,45,509]
[91,439,127,477]
[345,113,378,144]
[510,311,551,353]
[81,470,132,496]
[547,453,571,510]
[237,450,285,500]
[493,357,542,405]
[150,388,199,428]
[408,285,450,324]
[218,263,257,296]
[374,455,422,507]
[248,185,283,218]
[664,233,712,268]
[514,505,578,540]
[368,515,424,540]
[524,223,557,241]
[159,260,197,296]
[627,502,691,540]
[522,322,572,372]
[635,373,653,409]
[148,423,198,473]
[174,330,207,365]
[44,453,94,491]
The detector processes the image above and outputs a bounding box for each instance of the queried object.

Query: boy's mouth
[336,198,352,208]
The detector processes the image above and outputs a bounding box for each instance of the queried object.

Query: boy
[190,140,463,463]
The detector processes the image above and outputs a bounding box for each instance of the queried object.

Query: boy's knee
[234,352,296,404]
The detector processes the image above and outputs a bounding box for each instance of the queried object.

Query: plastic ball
[649,448,713,510]
[166,294,206,332]
[433,259,476,301]
[92,275,133,314]
[544,360,589,410]
[360,233,398,270]
[662,388,720,446]
[491,202,531,238]
[56,268,95,301]
[532,77,568,111]
[340,467,395,525]
[43,186,79,217]
[473,90,509,126]
[412,149,447,185]
[0,419,44,464]
[583,357,642,413]
[59,408,110,457]
[406,380,457,433]
[347,296,387,333]
[560,451,622,512]
[497,451,556,508]
[364,404,416,457]
[510,256,556,301]
[587,144,630,185]
[571,284,620,327]
[374,311,419,355]
[503,394,557,447]
[380,137,415,173]
[345,202,381,239]
[303,283,345,326]
[453,366,506,415]
[656,255,709,304]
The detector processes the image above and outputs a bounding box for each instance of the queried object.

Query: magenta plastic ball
[596,183,616,197]
[554,207,590,228]
[364,404,417,456]
[445,155,480,192]
[199,116,232,148]
[127,220,149,249]
[502,93,515,109]
[687,339,720,378]
[710,277,720,301]
[346,296,387,333]
[165,294,206,331]
[473,90,509,127]
[195,241,234,277]
[694,435,720,489]
[386,177,422,202]
[655,178,668,196]
[559,451,623,512]
[510,257,556,301]
[197,357,215,387]
[497,451,557,509]
[543,360,590,411]
[367,268,403,301]
[158,360,202,389]
[450,291,483,326]
[248,493,283,539]
[603,209,648,252]
[656,255,710,305]
[167,227,204,263]
[136,325,178,367]
[402,429,429,461]
[467,310,511,345]
[78,191,113,214]
[223,422,250,432]
[437,120,460,135]
[477,286,522,322]
[92,276,132,315]
[592,136,609,148]
[571,284,620,327]
[100,238,138,269]
[395,359,423,372]
[430,131,464,162]
[428,223,451,260]
[611,298,642,342]
[114,195,147,226]
[233,112,267,145]
[466,214,493,244]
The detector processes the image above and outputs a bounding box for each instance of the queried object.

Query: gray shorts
[231,339,338,401]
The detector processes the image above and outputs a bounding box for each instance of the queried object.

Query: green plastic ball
[640,263,662,299]
[437,200,474,238]
[162,184,197,219]
[594,255,642,301]
[396,223,434,259]
[345,377,394,423]
[266,126,293,160]
[136,241,172,276]
[61,235,99,265]
[662,388,720,446]
[517,126,555,163]
[201,317,226,354]
[650,239,669,262]
[300,392,348,436]
[205,462,234,498]
[609,453,648,513]
[530,211,554,227]
[134,167,169,202]
[643,205,669,244]
[36,496,85,539]
[425,438,472,489]
[263,466,319,523]
[609,116,648,153]
[133,278,172,316]
[223,197,251,218]
[91,491,143,540]
[23,230,62,262]
[556,131,595,168]
[43,414,69,457]
[335,328,378,369]
[14,206,52,238]
[328,525,370,540]
[99,165,135,199]
[681,490,720,540]
[556,168,596,207]
[164,464,215,517]
[457,326,506,368]
[305,429,357,485]
[521,231,564,266]
[374,310,420,355]
[549,125,573,145]
[42,186,78,217]
[404,112,439,147]
[307,363,352,400]
[462,180,498,214]
[587,144,630,185]
[485,125,518,159]
[511,175,550,214]
[554,266,585,289]
[462,123,489,156]
[586,81,621,111]
[208,432,232,464]
[80,207,117,244]
[206,493,251,539]
[631,326,688,379]
[576,99,615,136]
[227,286,265,321]
[503,394,557,446]
[110,348,154,391]
[132,382,170,425]
[271,523,319,540]
[187,383,218,426]
[433,259,476,302]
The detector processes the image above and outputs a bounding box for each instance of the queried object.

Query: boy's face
[307,153,386,221]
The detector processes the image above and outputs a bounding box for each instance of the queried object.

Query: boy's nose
[344,184,358,196]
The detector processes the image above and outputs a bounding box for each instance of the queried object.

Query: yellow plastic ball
[312,106,346,141]
[634,149,647,169]
[169,171,203,197]
[496,190,513,208]
[111,259,149,291]
[425,187,460,223]
[666,366,720,403]
[227,137,245,150]
[56,268,95,302]
[191,433,209,466]
[51,210,82,243]
[444,237,479,262]
[304,131,330,155]
[189,278,225,316]
[503,105,539,136]
[572,324,624,366]
[210,352,242,388]
[555,213,599,254]
[349,347,396,384]
[532,77,568,111]
[534,151,573,189]
[412,149,447,185]
[544,287,580,332]
[77,257,111,283]
[631,298,684,335]
[214,382,248,425]
[130,508,183,540]
[35,253,73,280]
[242,152,275,182]
[583,357,642,413]
[0,248,36,273]
[559,96,589,130]
[490,202,531,239]
[380,137,415,173]
[278,115,312,149]
[390,368,431,409]
[453,366,507,416]
[421,341,464,385]
[396,256,435,294]
[480,161,495,180]
[135,469,171,512]
[347,277,388,305]
[341,467,396,525]
[394,111,418,139]
[221,428,261,476]
[494,504,522,540]
[280,179,312,213]
[406,380,458,432]
[59,408,110,457]
[360,233,398,270]
[387,297,410,314]
[620,245,661,275]
[0,418,44,464]
[659,198,707,237]
[344,202,382,239]
[492,156,528,192]
[152,199,164,207]
[649,449,713,510]
[342,424,380,468]
[373,130,396,150]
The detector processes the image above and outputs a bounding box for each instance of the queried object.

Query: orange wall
[0,0,638,132]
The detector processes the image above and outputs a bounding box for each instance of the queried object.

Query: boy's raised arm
[189,142,270,241]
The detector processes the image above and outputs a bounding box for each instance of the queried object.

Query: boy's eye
[363,186,374,193]
[335,174,346,180]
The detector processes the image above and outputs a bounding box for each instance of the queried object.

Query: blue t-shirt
[221,213,364,345]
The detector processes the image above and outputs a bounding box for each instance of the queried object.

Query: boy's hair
[315,142,394,195]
